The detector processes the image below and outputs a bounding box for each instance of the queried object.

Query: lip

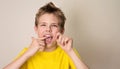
[43,34,53,39]
[43,34,53,44]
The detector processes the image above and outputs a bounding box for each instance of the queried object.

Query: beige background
[0,0,120,69]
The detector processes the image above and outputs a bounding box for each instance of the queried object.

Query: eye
[51,24,58,27]
[40,24,46,26]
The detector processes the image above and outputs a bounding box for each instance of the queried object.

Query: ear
[34,26,38,34]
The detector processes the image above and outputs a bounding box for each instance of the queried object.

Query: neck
[44,44,57,52]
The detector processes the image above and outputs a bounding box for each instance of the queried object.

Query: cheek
[52,30,60,39]
[37,28,45,37]
[52,29,59,34]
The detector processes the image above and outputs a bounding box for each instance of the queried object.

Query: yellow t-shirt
[18,46,80,69]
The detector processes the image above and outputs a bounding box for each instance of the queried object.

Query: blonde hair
[35,2,66,32]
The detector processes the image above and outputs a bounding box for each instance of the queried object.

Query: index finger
[56,32,63,40]
[37,37,47,41]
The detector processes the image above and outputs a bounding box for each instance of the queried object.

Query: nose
[46,26,51,32]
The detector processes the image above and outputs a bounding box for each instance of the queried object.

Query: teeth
[44,35,53,43]
[44,35,52,38]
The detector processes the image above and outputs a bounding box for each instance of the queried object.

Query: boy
[4,2,88,69]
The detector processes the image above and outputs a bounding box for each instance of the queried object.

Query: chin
[45,41,57,48]
[46,44,52,48]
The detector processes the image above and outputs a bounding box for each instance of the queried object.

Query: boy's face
[34,13,63,48]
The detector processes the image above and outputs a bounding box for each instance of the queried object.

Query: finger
[56,32,61,40]
[63,37,68,45]
[61,36,66,46]
[65,37,70,44]
[37,37,47,41]
[69,38,72,43]
[36,37,47,44]
[58,34,63,44]
[39,42,46,46]
[39,46,45,51]
[67,38,73,47]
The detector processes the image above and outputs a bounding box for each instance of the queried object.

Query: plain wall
[0,0,120,69]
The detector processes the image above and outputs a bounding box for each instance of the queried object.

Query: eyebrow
[39,22,58,25]
[51,23,58,25]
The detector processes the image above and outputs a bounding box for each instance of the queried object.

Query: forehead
[38,13,60,24]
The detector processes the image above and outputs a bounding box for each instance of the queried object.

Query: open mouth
[44,35,53,44]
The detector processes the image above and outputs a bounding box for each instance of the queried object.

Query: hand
[56,33,73,53]
[26,37,46,57]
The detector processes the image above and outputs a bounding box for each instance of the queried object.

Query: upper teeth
[45,35,51,38]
